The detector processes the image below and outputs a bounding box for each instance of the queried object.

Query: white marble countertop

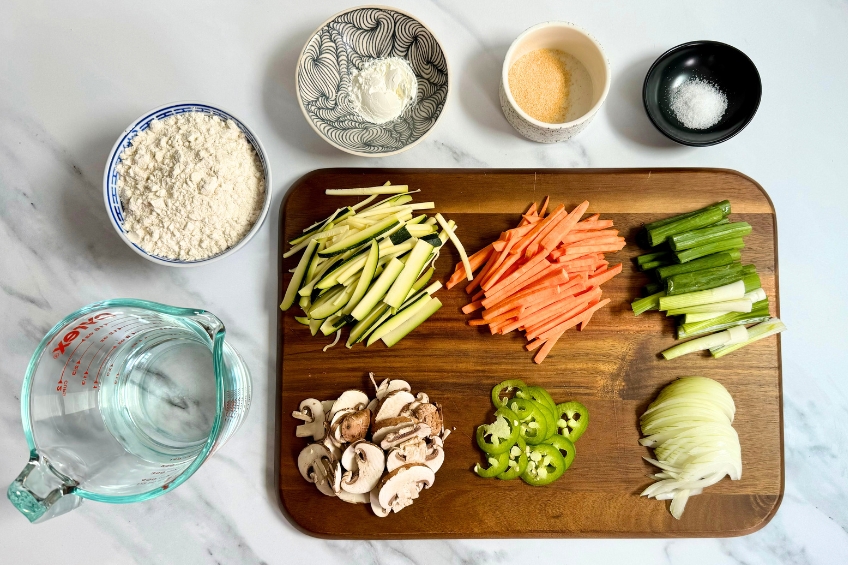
[2,0,847,563]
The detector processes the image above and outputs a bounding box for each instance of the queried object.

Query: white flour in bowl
[117,112,265,261]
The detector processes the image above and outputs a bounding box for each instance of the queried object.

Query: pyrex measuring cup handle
[188,311,225,341]
[7,452,83,523]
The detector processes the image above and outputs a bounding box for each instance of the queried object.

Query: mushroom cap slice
[328,408,356,448]
[297,444,336,497]
[370,487,390,517]
[380,423,431,450]
[329,390,369,419]
[340,442,386,494]
[423,436,445,473]
[375,379,412,400]
[412,403,443,436]
[371,416,417,444]
[321,400,335,419]
[339,409,371,443]
[337,490,370,504]
[377,463,435,512]
[385,438,428,472]
[374,390,416,423]
[292,398,327,441]
[321,434,342,461]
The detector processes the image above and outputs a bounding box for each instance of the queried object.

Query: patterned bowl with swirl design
[296,6,450,157]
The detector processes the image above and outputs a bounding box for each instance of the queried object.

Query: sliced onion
[639,377,741,520]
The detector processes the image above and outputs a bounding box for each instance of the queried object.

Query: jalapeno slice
[520,443,566,486]
[475,450,510,478]
[491,379,526,410]
[517,385,557,414]
[505,398,548,445]
[496,436,528,480]
[475,407,520,455]
[555,401,589,442]
[544,434,576,471]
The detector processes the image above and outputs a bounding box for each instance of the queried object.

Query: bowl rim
[102,100,273,267]
[294,4,451,158]
[500,21,611,130]
[642,39,763,147]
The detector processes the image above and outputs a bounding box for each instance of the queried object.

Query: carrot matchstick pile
[446,198,625,363]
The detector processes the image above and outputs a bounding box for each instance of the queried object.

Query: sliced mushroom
[340,441,385,494]
[297,444,336,497]
[370,486,390,517]
[377,379,412,400]
[423,436,445,473]
[377,463,435,513]
[328,459,342,494]
[412,403,443,436]
[292,398,327,441]
[338,409,370,443]
[328,408,355,448]
[337,490,370,504]
[371,416,417,444]
[321,434,342,461]
[386,438,428,472]
[374,390,416,422]
[329,390,369,419]
[380,422,431,450]
[321,400,335,419]
[366,397,379,414]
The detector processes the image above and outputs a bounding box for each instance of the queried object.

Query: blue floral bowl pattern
[296,6,450,156]
[103,102,272,267]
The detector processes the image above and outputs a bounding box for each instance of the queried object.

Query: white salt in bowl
[500,22,610,143]
[103,102,272,267]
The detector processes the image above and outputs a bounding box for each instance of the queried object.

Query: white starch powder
[117,112,265,261]
[349,57,417,124]
[669,78,728,130]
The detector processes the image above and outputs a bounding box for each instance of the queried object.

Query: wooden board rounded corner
[276,168,784,539]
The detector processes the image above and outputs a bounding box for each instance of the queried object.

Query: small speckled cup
[500,22,610,143]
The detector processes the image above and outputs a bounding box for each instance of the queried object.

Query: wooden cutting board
[275,168,782,538]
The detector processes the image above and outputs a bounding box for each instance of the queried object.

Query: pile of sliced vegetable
[280,183,469,350]
[449,198,624,363]
[639,377,742,520]
[631,200,786,359]
[474,380,588,485]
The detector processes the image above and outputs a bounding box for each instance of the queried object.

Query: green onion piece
[710,318,786,358]
[644,282,663,296]
[659,280,745,311]
[675,238,745,263]
[677,299,770,338]
[655,251,742,280]
[646,204,729,247]
[639,258,675,271]
[643,200,731,232]
[665,298,752,316]
[742,272,761,293]
[666,264,757,296]
[632,291,665,316]
[636,251,672,266]
[669,222,753,252]
[661,326,747,360]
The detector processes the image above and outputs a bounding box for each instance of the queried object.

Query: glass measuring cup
[7,299,251,523]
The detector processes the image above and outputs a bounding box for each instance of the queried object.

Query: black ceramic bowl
[643,41,761,146]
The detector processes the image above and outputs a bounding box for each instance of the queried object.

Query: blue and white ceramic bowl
[296,5,450,157]
[103,102,272,267]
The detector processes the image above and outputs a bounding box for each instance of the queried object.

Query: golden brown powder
[508,48,572,123]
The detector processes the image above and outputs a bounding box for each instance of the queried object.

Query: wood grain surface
[276,168,783,539]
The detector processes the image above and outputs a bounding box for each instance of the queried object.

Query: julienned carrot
[537,299,611,341]
[559,229,619,245]
[461,299,484,314]
[571,219,614,231]
[539,196,550,218]
[455,198,623,363]
[588,263,622,286]
[447,245,492,289]
[533,330,565,363]
[540,200,590,252]
[578,297,601,331]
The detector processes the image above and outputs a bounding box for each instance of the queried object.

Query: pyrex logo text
[52,313,114,358]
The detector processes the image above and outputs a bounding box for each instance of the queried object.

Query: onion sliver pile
[639,377,741,519]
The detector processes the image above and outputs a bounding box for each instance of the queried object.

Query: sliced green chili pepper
[520,444,566,486]
[497,436,528,480]
[506,398,548,445]
[475,407,520,455]
[555,401,589,442]
[475,450,510,478]
[517,386,557,414]
[491,379,526,410]
[544,434,576,471]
